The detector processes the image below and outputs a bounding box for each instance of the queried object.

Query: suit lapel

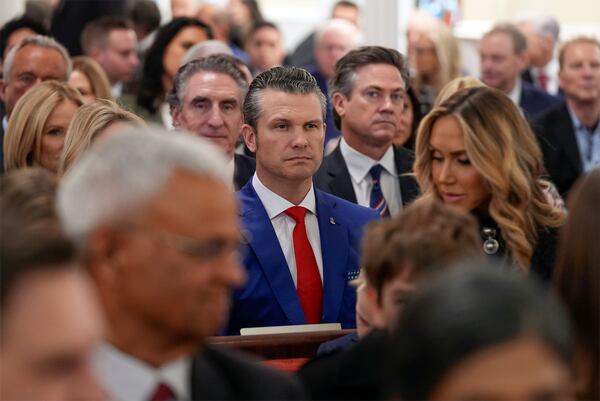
[315,190,349,323]
[325,146,358,203]
[238,183,306,324]
[556,104,583,173]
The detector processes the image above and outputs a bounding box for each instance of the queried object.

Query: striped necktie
[369,164,390,217]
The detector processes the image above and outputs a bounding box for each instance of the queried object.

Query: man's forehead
[12,45,67,73]
[184,71,242,98]
[353,64,405,89]
[107,29,136,48]
[261,90,323,121]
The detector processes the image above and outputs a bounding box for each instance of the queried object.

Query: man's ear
[85,227,122,286]
[171,107,181,128]
[516,51,528,71]
[331,92,347,118]
[365,284,386,329]
[242,124,257,153]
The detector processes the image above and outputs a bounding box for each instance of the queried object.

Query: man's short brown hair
[81,16,133,54]
[362,200,482,303]
[558,36,600,69]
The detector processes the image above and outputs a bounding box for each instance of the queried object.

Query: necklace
[482,227,500,255]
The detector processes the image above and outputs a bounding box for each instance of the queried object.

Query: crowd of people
[0,0,598,400]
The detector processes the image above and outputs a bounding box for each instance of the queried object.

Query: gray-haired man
[58,126,303,400]
[0,35,71,173]
[168,54,255,189]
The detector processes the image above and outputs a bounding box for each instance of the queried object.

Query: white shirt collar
[94,342,191,401]
[507,77,522,105]
[111,82,123,98]
[251,174,317,219]
[339,137,396,184]
[2,116,7,131]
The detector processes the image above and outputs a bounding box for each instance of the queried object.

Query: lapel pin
[329,217,336,225]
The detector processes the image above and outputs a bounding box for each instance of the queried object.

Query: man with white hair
[168,54,255,189]
[309,18,362,148]
[57,126,303,400]
[0,35,71,173]
[517,14,561,95]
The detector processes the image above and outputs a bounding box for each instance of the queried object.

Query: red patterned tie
[538,69,548,91]
[285,206,323,324]
[149,383,175,401]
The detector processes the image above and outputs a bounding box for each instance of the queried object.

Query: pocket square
[346,270,360,281]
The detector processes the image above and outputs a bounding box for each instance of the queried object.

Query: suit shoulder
[196,345,305,400]
[318,190,379,221]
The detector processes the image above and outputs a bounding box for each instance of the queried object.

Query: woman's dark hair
[137,17,212,114]
[403,86,423,151]
[384,264,574,400]
[0,15,49,58]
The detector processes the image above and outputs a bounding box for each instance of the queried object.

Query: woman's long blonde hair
[71,56,113,101]
[4,81,83,173]
[414,86,565,270]
[58,99,143,174]
[414,22,461,93]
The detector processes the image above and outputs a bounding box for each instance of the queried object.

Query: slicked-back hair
[384,265,574,400]
[167,53,248,113]
[329,45,409,129]
[243,66,327,131]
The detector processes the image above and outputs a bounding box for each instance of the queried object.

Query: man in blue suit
[227,66,379,335]
[480,23,559,119]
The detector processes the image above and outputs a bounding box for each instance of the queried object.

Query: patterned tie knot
[285,206,308,224]
[369,164,384,183]
[149,383,175,401]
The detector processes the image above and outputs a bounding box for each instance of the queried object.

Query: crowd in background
[0,0,598,400]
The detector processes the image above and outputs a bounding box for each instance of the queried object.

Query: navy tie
[369,164,390,217]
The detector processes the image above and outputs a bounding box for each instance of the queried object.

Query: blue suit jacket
[226,181,379,335]
[520,80,560,120]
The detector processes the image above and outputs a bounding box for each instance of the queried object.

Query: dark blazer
[233,154,256,190]
[191,345,304,400]
[226,182,379,335]
[313,144,419,207]
[532,102,582,197]
[297,330,389,400]
[520,80,560,119]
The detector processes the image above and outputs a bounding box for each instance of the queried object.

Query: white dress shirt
[507,77,522,106]
[94,343,191,401]
[252,174,324,286]
[339,138,402,216]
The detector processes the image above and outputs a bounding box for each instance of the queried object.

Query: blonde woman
[414,86,565,281]
[4,81,83,173]
[69,56,113,103]
[433,76,486,108]
[412,21,461,114]
[59,99,143,174]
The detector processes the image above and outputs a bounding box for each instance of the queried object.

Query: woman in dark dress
[413,86,565,281]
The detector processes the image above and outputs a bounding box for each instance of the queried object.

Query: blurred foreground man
[58,127,303,400]
[0,226,104,401]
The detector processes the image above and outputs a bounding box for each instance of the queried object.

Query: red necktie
[149,383,175,401]
[538,69,548,91]
[285,206,323,324]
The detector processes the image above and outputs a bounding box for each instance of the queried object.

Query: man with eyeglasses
[0,35,71,173]
[57,126,303,400]
[314,46,419,217]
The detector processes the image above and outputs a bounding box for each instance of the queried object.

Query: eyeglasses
[115,224,250,262]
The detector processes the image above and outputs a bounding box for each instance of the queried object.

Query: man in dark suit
[169,54,255,189]
[227,66,378,334]
[314,46,419,216]
[533,37,600,197]
[58,126,303,400]
[480,23,559,119]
